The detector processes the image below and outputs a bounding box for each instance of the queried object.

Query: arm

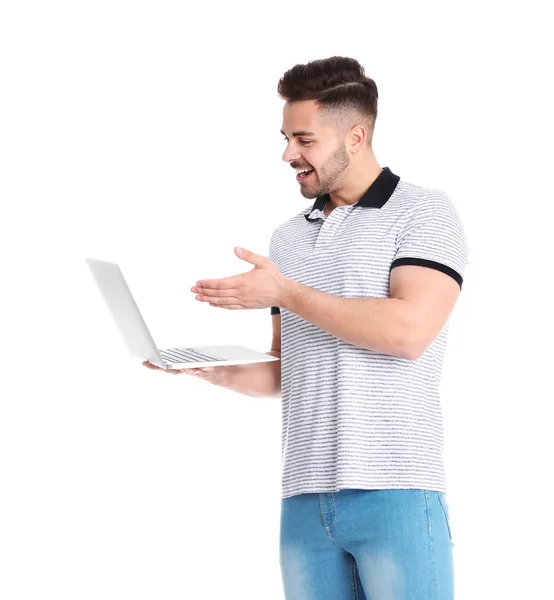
[281,265,461,361]
[143,313,281,397]
[282,281,411,358]
[224,313,281,397]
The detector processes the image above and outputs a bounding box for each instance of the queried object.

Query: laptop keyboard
[159,347,225,365]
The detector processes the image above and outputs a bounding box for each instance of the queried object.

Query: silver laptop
[86,257,280,370]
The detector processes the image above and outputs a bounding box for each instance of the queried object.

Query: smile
[296,168,314,181]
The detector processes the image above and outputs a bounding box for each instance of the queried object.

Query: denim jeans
[280,488,454,600]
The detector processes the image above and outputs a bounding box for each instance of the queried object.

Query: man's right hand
[142,361,233,387]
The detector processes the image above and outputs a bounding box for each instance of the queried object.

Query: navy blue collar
[305,166,400,222]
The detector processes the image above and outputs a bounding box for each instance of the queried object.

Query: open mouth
[296,168,314,181]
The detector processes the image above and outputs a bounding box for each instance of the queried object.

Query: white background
[1,1,553,598]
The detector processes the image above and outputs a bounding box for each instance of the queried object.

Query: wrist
[280,278,301,312]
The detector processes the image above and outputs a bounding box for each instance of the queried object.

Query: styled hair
[277,56,378,144]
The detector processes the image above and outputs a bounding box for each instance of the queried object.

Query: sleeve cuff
[390,257,463,290]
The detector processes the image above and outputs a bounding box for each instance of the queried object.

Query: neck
[324,155,383,216]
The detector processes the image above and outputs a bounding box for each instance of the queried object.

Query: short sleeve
[390,193,469,290]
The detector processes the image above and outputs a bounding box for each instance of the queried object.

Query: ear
[349,124,367,153]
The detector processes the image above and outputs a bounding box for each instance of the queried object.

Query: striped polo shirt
[268,166,469,499]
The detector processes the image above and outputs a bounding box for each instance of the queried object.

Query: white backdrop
[1,1,553,598]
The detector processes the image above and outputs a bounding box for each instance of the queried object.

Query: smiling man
[269,57,469,600]
[151,56,469,600]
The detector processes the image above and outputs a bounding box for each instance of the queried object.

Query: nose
[282,143,302,164]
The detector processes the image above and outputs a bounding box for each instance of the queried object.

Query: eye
[282,137,312,146]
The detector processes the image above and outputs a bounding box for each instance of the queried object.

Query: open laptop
[86,257,280,370]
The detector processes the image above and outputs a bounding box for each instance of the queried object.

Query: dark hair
[277,56,378,143]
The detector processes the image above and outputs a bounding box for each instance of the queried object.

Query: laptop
[86,257,280,370]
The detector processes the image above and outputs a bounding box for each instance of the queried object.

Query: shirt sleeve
[390,192,469,290]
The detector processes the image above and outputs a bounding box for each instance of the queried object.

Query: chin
[300,188,319,200]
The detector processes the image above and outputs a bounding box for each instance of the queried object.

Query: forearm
[282,281,415,358]
[224,351,281,398]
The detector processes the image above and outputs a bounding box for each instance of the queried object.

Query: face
[281,99,351,199]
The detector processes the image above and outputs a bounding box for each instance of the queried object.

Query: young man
[144,56,468,600]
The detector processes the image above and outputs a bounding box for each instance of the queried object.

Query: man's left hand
[191,247,292,310]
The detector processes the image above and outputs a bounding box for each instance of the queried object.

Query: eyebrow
[280,129,316,137]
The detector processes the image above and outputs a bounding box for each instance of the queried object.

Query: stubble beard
[300,142,351,200]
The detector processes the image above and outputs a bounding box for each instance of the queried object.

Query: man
[144,56,468,600]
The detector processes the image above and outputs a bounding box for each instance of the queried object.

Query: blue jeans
[280,488,454,600]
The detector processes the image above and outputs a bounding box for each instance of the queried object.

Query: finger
[185,367,217,377]
[194,273,246,290]
[188,368,212,375]
[193,287,241,297]
[191,367,213,375]
[142,361,161,370]
[209,303,245,309]
[205,297,241,306]
[196,295,243,306]
[197,296,241,305]
[172,368,198,375]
